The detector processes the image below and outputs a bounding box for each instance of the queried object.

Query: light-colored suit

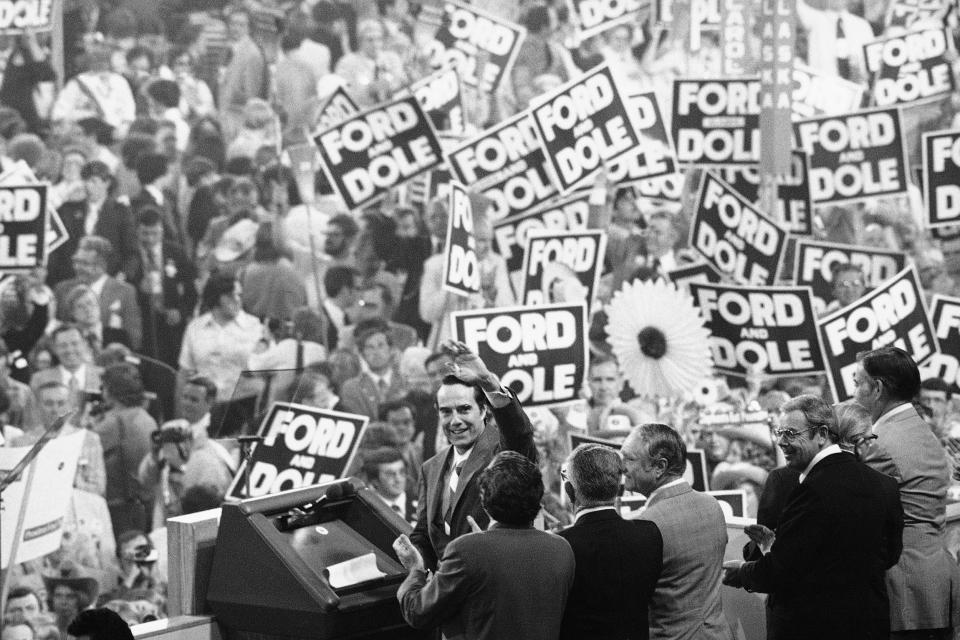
[31,364,103,410]
[861,404,960,632]
[628,480,731,640]
[55,276,143,351]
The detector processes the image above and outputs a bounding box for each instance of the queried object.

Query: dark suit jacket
[131,188,182,247]
[339,368,408,421]
[410,390,538,571]
[558,509,663,640]
[123,241,198,363]
[733,452,904,640]
[399,525,575,640]
[55,277,143,351]
[744,466,801,561]
[48,199,137,283]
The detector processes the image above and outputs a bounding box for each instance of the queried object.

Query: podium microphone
[276,482,355,531]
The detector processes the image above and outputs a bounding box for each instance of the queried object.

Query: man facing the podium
[408,340,538,571]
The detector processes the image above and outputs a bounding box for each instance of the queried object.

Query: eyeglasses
[836,279,864,288]
[773,424,821,441]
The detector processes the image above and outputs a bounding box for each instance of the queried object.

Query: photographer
[138,376,235,524]
[102,529,161,603]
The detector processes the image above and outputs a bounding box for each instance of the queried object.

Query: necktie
[377,377,388,401]
[68,373,79,398]
[442,460,465,534]
[836,16,852,80]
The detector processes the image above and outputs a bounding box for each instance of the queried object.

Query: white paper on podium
[1,430,84,568]
[326,552,386,589]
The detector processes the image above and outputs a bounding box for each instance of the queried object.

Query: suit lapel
[449,425,497,512]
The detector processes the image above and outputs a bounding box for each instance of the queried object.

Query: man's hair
[857,347,921,403]
[588,353,618,373]
[181,484,223,514]
[479,451,543,526]
[77,235,113,266]
[200,272,236,312]
[116,528,147,551]
[830,261,864,280]
[356,325,392,352]
[567,443,622,505]
[102,363,144,407]
[438,374,490,416]
[136,205,164,228]
[324,266,358,298]
[361,446,405,481]
[36,379,69,397]
[80,160,113,182]
[921,377,952,397]
[781,394,839,443]
[7,585,40,605]
[378,398,413,421]
[135,152,169,185]
[185,376,218,402]
[328,213,359,239]
[50,322,83,345]
[361,282,394,312]
[146,78,181,109]
[632,423,687,477]
[125,45,154,67]
[66,608,135,640]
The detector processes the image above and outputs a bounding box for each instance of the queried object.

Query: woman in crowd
[60,284,131,356]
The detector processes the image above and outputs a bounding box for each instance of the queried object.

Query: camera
[132,543,159,565]
[151,425,192,445]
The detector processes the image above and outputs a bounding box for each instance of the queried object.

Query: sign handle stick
[304,202,328,350]
[0,458,39,616]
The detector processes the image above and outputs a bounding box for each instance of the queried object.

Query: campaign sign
[452,302,587,407]
[427,0,526,94]
[919,295,960,389]
[447,111,558,222]
[720,0,750,76]
[690,0,721,51]
[690,172,787,286]
[635,173,684,202]
[666,261,722,292]
[228,402,368,499]
[443,181,481,296]
[0,184,48,272]
[0,0,55,34]
[922,129,960,228]
[314,95,444,211]
[608,92,678,185]
[690,282,826,378]
[863,29,954,107]
[410,66,465,135]
[793,107,909,205]
[793,239,906,313]
[568,0,644,40]
[885,0,946,31]
[493,190,591,276]
[532,63,642,192]
[791,62,865,120]
[521,229,606,310]
[672,78,761,167]
[719,151,812,235]
[313,85,359,133]
[817,265,935,402]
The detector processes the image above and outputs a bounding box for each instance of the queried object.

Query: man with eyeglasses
[823,262,866,314]
[722,394,904,640]
[855,347,960,640]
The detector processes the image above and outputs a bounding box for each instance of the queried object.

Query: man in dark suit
[409,341,538,571]
[363,446,417,523]
[559,443,663,640]
[54,236,142,351]
[722,395,904,640]
[48,160,137,283]
[131,152,182,247]
[320,266,358,351]
[395,451,575,640]
[123,206,197,366]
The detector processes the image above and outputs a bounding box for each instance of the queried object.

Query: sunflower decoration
[604,278,713,398]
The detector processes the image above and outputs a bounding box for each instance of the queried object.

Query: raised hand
[393,534,425,572]
[442,340,494,388]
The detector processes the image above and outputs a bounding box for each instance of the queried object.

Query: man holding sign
[409,340,537,572]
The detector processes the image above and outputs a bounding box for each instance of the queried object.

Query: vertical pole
[51,0,64,89]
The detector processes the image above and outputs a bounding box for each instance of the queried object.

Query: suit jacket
[558,509,663,640]
[744,466,801,561]
[734,453,904,640]
[123,241,197,363]
[410,390,538,570]
[339,368,408,420]
[131,188,183,247]
[55,277,143,351]
[218,37,267,112]
[48,198,137,283]
[398,525,575,640]
[861,404,960,631]
[628,481,730,640]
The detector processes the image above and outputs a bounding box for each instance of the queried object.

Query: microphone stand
[236,435,264,499]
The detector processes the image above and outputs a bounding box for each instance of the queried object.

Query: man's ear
[563,480,576,506]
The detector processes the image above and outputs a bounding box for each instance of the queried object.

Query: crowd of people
[0,0,959,638]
